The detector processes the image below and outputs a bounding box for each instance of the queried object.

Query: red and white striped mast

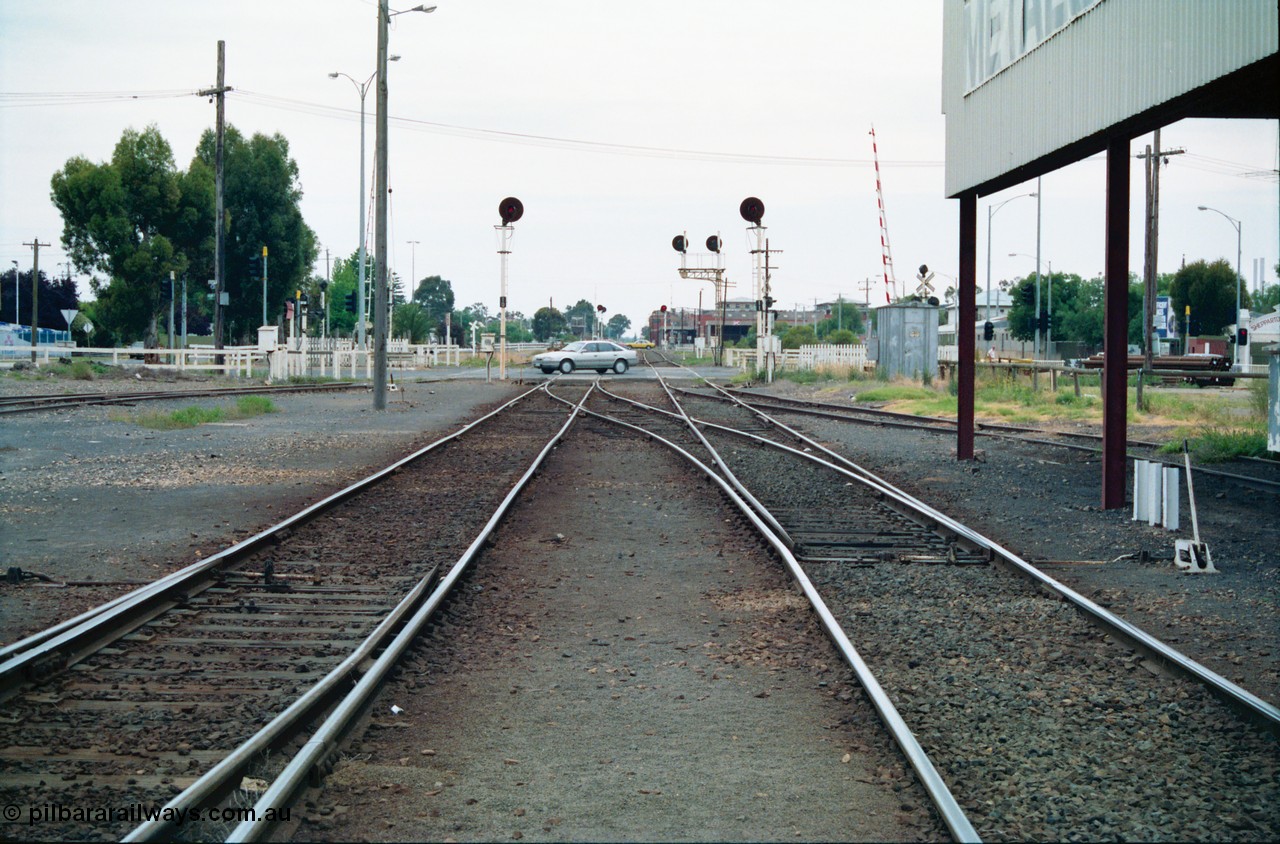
[870,125,896,304]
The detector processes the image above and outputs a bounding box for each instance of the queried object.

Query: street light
[985,191,1037,338]
[329,56,400,352]
[1197,205,1243,369]
[373,1,435,410]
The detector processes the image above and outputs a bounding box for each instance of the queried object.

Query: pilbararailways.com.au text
[14,803,290,826]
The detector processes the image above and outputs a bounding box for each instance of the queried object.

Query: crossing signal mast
[869,125,897,304]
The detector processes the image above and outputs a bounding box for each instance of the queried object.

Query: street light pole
[1197,205,1243,369]
[331,56,401,353]
[1034,176,1043,359]
[984,190,1037,348]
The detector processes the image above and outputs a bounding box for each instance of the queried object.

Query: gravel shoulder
[0,373,508,644]
[743,380,1279,708]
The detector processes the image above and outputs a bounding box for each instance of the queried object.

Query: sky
[1,0,1277,336]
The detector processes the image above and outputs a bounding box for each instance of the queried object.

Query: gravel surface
[0,372,505,644]
[3,368,1275,843]
[735,381,1278,707]
[296,407,940,842]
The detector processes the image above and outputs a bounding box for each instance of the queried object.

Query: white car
[532,340,638,375]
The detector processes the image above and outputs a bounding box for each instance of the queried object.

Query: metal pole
[1034,176,1042,359]
[1046,260,1053,355]
[181,276,188,349]
[261,247,268,326]
[357,85,368,351]
[1102,137,1130,510]
[985,204,994,327]
[1235,219,1242,369]
[373,0,390,409]
[498,225,510,380]
[168,271,175,353]
[11,260,17,323]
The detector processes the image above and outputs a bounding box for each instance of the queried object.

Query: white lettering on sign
[964,0,1103,92]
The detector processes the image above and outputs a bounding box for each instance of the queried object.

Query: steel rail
[0,381,365,415]
[0,382,548,694]
[715,389,1280,496]
[680,379,1280,732]
[727,389,1167,448]
[121,559,443,842]
[222,384,593,843]
[555,381,981,843]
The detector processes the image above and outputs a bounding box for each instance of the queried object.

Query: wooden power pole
[22,238,50,363]
[1136,131,1184,408]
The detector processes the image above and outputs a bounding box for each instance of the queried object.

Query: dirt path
[298,414,939,841]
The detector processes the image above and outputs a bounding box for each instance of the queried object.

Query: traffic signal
[739,196,765,224]
[498,196,524,224]
[706,235,721,253]
[1021,285,1036,306]
[983,321,994,341]
[1038,314,1049,332]
[660,305,667,313]
[1237,327,1248,345]
[672,235,688,253]
[345,292,357,311]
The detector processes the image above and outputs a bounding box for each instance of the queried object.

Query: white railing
[724,344,869,373]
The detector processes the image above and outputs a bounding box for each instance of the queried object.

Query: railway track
[719,387,1280,496]
[579,376,1279,841]
[0,384,588,842]
[0,382,364,416]
[4,370,1276,841]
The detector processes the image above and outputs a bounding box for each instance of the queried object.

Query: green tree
[781,325,817,349]
[412,275,454,339]
[1170,259,1248,337]
[605,313,631,339]
[392,302,432,343]
[827,328,857,345]
[51,125,187,347]
[564,299,595,337]
[189,126,317,343]
[1253,282,1279,315]
[816,301,864,338]
[532,306,567,341]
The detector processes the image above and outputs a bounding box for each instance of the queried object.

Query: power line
[233,90,944,168]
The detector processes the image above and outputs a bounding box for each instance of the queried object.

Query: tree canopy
[1,269,79,333]
[413,276,455,322]
[605,313,631,339]
[1170,259,1249,336]
[50,123,316,346]
[532,306,567,341]
[51,125,186,346]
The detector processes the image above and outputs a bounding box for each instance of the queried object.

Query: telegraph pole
[22,238,49,363]
[1136,133,1184,396]
[198,41,232,351]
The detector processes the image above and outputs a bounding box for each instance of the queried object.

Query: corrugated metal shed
[943,0,1279,197]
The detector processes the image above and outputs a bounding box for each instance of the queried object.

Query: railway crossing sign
[914,264,935,299]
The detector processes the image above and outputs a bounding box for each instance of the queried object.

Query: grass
[120,395,278,430]
[1158,428,1271,463]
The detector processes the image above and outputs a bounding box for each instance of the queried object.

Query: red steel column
[957,193,977,460]
[1102,137,1130,509]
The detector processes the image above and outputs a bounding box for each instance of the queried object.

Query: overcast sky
[2,0,1277,334]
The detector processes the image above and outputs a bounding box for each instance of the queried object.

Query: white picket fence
[723,344,868,373]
